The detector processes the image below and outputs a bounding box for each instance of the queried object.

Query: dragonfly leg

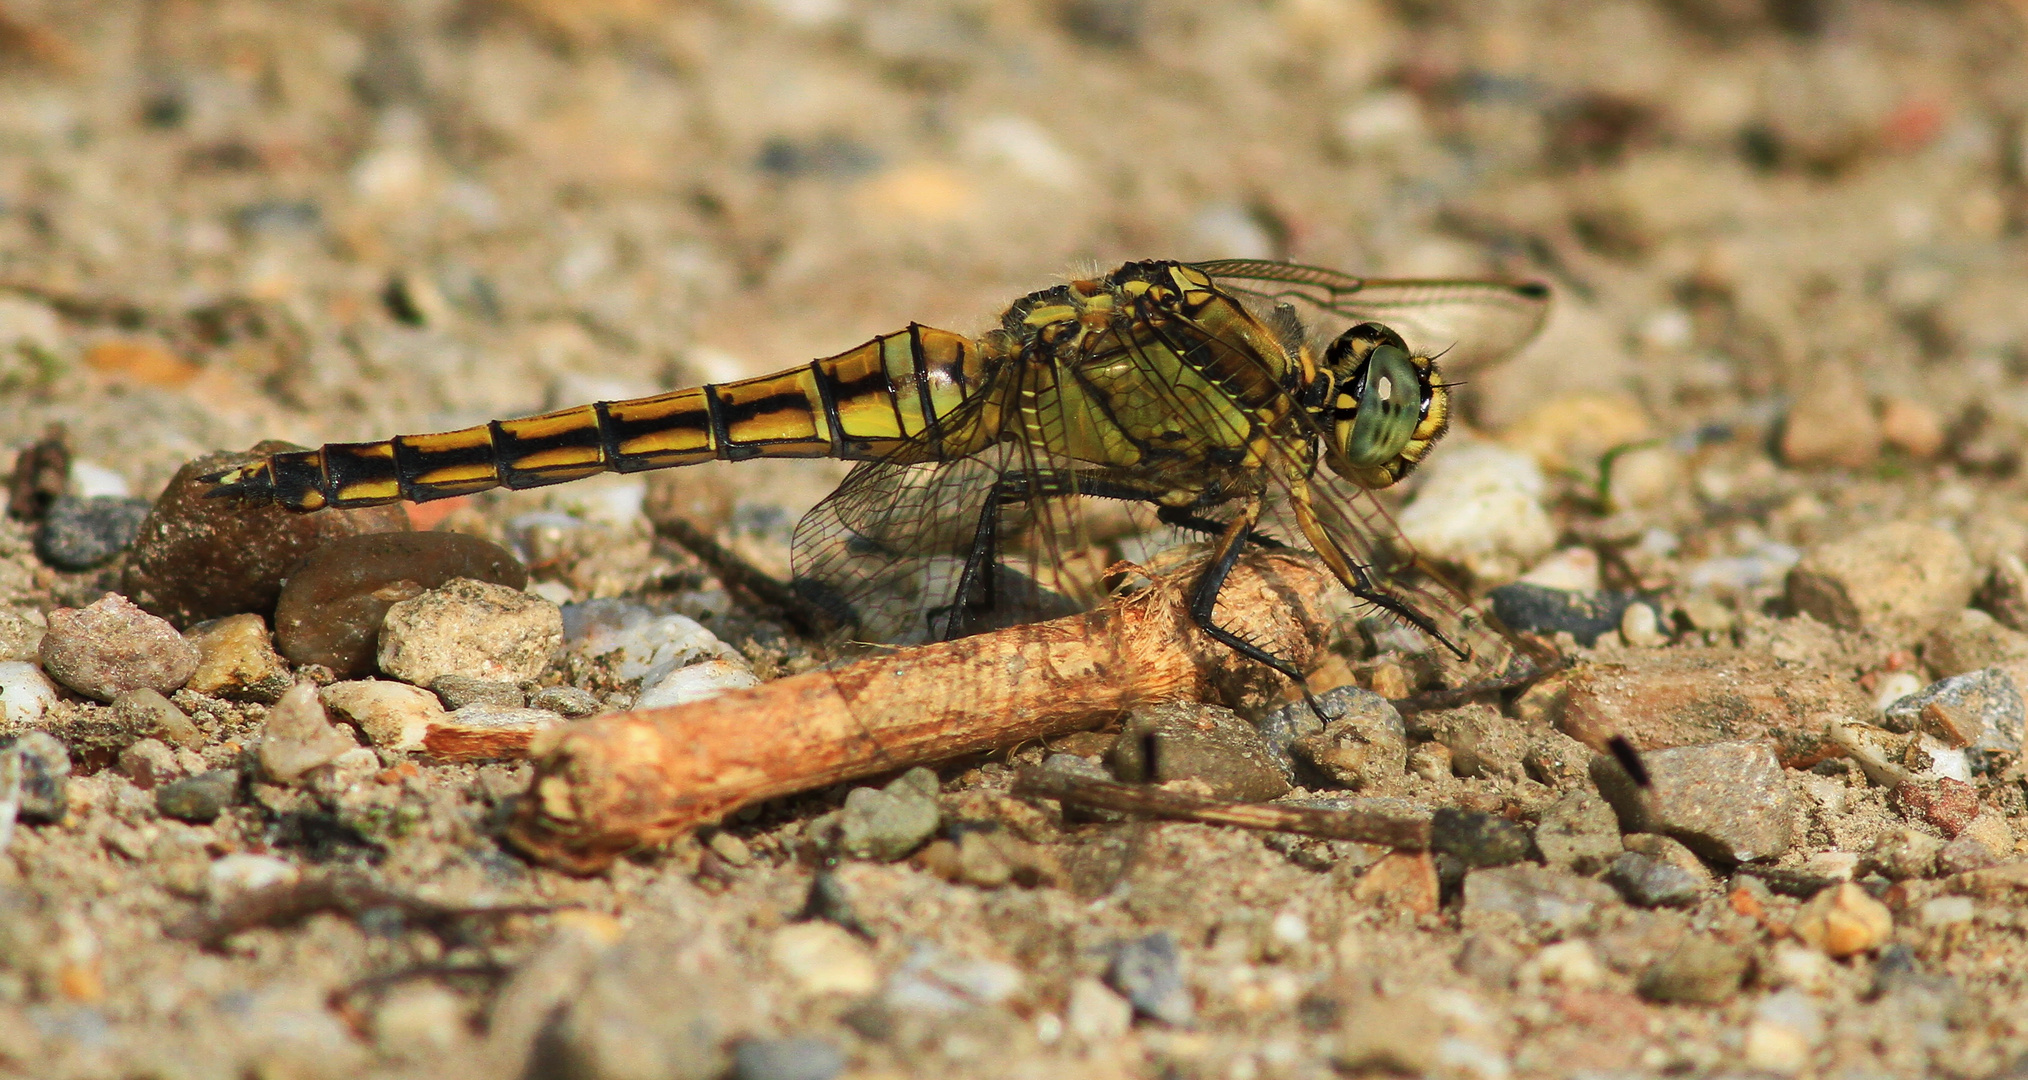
[1185,496,1308,686]
[1286,485,1467,660]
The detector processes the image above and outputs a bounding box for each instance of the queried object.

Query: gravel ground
[7,1,2028,1077]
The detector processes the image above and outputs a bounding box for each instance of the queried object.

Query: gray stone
[1784,523,1976,630]
[379,578,562,686]
[1,731,70,823]
[836,778,940,861]
[1976,553,2028,634]
[1431,808,1534,868]
[1936,832,2004,875]
[1418,704,1528,781]
[533,930,729,1080]
[112,688,204,749]
[1108,703,1290,801]
[730,1038,845,1080]
[1107,931,1192,1026]
[1863,827,1943,880]
[1607,852,1705,908]
[1461,864,1619,936]
[1592,739,1794,864]
[530,685,601,717]
[1287,694,1405,791]
[1487,584,1640,648]
[1533,788,1623,874]
[1881,667,2024,754]
[430,674,525,710]
[156,769,239,823]
[1638,934,1749,1004]
[34,494,153,570]
[38,592,200,702]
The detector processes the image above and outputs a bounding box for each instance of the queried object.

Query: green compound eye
[1341,344,1422,468]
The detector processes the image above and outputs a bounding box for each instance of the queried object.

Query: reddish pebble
[1892,777,1982,837]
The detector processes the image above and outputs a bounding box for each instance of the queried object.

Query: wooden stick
[507,551,1339,873]
[1010,768,1431,849]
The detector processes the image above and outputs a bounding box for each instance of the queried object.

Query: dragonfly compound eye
[1335,343,1424,469]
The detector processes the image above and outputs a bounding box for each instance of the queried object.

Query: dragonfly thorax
[1313,322,1451,491]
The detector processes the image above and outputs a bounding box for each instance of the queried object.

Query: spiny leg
[1184,494,1310,686]
[1285,483,1467,661]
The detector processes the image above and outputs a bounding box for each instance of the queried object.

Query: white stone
[632,658,762,710]
[1620,602,1667,648]
[374,983,470,1058]
[574,612,740,680]
[209,853,299,898]
[1065,977,1132,1041]
[1742,991,1821,1076]
[1396,442,1556,584]
[1765,943,1834,993]
[321,680,444,752]
[378,579,563,686]
[257,684,361,783]
[1524,940,1603,989]
[1518,548,1600,592]
[0,661,60,726]
[1920,895,1976,927]
[768,922,878,996]
[1874,671,1925,714]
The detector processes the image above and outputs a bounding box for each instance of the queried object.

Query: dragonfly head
[1314,322,1451,489]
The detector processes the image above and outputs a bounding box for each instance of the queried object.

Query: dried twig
[508,551,1341,873]
[168,868,551,948]
[650,514,843,637]
[1011,767,1431,849]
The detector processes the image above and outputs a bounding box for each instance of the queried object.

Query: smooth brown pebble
[274,532,527,676]
[112,688,204,749]
[122,444,410,628]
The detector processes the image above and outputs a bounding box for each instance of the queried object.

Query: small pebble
[1533,788,1623,875]
[155,769,239,824]
[1421,704,1529,781]
[429,673,525,710]
[528,685,600,717]
[0,661,60,727]
[1742,990,1822,1075]
[116,737,185,790]
[1065,977,1133,1040]
[1351,851,1441,915]
[1976,553,2028,633]
[1108,931,1192,1026]
[39,593,200,702]
[1637,934,1749,1004]
[1785,523,1977,630]
[768,922,879,996]
[0,608,46,662]
[377,578,562,686]
[1487,584,1639,648]
[33,495,153,571]
[570,608,742,679]
[1109,702,1291,801]
[122,445,410,628]
[1790,881,1892,958]
[182,614,291,702]
[835,775,941,861]
[1922,610,2028,678]
[1882,666,2024,754]
[1892,777,1982,837]
[1593,738,1794,863]
[1431,809,1534,868]
[275,532,528,675]
[1606,851,1704,908]
[1,731,71,823]
[633,658,763,710]
[1619,600,1667,647]
[372,983,469,1059]
[1919,894,1976,928]
[320,679,444,752]
[1863,827,1943,880]
[1395,442,1557,584]
[207,852,298,898]
[256,683,361,784]
[1524,940,1605,989]
[1936,831,2003,875]
[1779,362,1881,469]
[1461,865,1619,936]
[730,1038,845,1080]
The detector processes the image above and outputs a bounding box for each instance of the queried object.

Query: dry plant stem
[1012,768,1431,849]
[508,551,1338,873]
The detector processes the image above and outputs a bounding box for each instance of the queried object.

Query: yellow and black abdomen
[210,323,997,510]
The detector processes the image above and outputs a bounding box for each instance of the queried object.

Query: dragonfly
[207,260,1549,690]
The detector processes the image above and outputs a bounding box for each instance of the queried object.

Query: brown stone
[1779,363,1880,469]
[1893,777,1982,838]
[122,444,410,628]
[1351,851,1439,915]
[1790,882,1892,958]
[1555,648,1866,765]
[1784,523,1977,630]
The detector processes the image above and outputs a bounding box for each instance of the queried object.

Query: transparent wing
[1198,259,1551,377]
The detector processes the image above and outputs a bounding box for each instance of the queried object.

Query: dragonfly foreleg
[1186,495,1308,687]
